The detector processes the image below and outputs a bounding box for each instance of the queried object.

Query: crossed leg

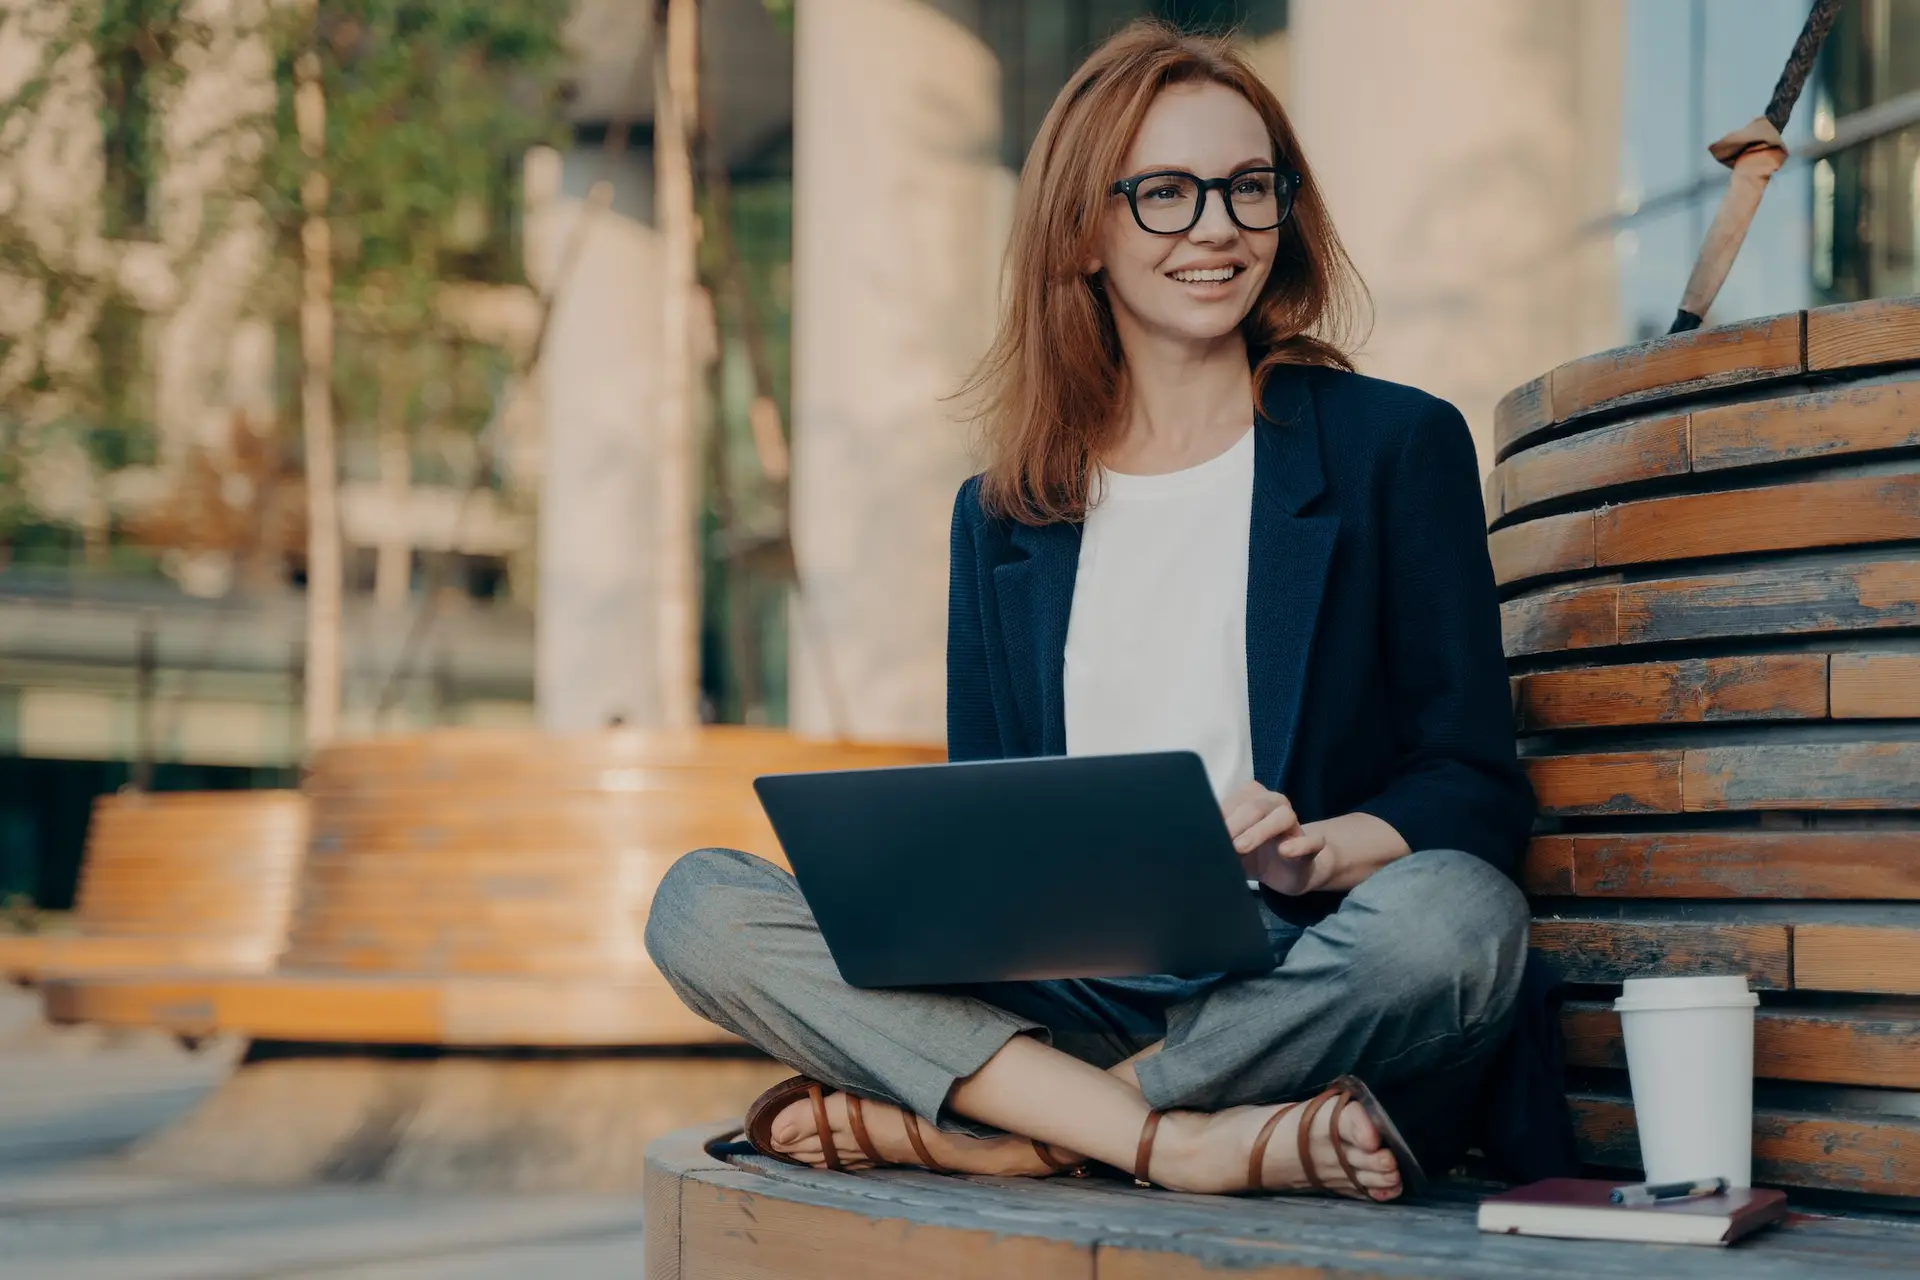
[646,847,1527,1198]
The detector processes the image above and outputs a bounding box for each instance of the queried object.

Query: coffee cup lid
[1613,974,1758,1012]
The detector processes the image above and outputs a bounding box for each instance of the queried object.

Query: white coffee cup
[1613,974,1759,1188]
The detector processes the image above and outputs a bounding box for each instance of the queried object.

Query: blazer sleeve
[1353,400,1536,874]
[946,477,1002,762]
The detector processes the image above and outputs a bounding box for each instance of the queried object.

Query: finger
[1232,804,1300,853]
[1275,830,1327,860]
[1221,785,1283,836]
[1223,803,1265,841]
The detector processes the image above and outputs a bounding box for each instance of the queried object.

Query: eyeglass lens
[1134,171,1283,233]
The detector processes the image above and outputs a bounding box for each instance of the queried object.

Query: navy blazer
[946,364,1535,880]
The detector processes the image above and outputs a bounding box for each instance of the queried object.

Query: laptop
[752,751,1274,988]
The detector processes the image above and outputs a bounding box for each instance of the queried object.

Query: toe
[1346,1144,1397,1174]
[770,1098,815,1150]
[1336,1098,1384,1153]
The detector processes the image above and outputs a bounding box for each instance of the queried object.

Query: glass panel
[1821,123,1920,302]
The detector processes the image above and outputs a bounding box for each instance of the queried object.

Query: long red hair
[963,20,1368,526]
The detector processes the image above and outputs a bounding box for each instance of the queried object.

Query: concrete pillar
[525,145,664,732]
[1288,0,1624,468]
[788,0,1011,743]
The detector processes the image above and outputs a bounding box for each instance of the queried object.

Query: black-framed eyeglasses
[1108,166,1301,235]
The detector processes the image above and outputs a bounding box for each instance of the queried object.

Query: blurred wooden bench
[1492,295,1920,1202]
[42,727,943,1046]
[0,790,306,983]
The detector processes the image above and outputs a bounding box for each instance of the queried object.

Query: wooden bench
[42,727,943,1045]
[643,1124,1920,1279]
[1493,295,1920,1202]
[0,790,306,982]
[36,727,942,1190]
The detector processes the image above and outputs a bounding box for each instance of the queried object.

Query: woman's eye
[1142,182,1186,202]
[1233,177,1274,198]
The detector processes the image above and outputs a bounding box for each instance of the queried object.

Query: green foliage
[0,0,572,556]
[261,0,572,321]
[93,0,187,237]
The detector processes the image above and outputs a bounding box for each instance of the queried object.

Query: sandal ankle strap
[1133,1110,1166,1187]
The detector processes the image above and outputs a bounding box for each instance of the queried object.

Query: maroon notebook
[1478,1178,1788,1247]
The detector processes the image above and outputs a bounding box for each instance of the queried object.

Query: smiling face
[1091,80,1279,350]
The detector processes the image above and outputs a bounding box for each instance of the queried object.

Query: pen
[1610,1177,1729,1206]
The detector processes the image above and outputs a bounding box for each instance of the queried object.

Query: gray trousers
[645,846,1529,1169]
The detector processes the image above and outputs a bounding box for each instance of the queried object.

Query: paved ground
[0,990,649,1278]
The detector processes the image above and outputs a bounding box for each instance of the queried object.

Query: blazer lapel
[993,518,1081,756]
[1248,370,1340,791]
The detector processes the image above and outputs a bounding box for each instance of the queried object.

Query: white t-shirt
[1063,426,1256,801]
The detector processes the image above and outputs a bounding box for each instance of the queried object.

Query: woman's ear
[1085,258,1103,277]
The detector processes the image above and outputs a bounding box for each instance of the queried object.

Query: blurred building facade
[6,0,1920,908]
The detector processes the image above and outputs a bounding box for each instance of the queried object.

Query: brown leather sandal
[743,1073,951,1173]
[1130,1075,1426,1199]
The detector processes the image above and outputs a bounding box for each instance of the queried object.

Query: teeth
[1171,267,1237,283]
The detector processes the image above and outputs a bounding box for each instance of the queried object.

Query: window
[1817,0,1920,302]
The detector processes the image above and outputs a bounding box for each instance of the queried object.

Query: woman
[646,20,1533,1200]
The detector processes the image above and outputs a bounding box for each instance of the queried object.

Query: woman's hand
[1222,781,1334,896]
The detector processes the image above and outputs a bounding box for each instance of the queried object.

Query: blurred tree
[257,1,569,328]
[256,0,568,742]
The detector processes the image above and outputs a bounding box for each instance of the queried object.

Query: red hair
[963,19,1368,525]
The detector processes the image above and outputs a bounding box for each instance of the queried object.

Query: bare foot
[1146,1096,1402,1200]
[768,1091,1076,1177]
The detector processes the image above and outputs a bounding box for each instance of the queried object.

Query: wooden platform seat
[41,728,943,1046]
[1495,295,1920,1203]
[643,1124,1920,1279]
[0,790,306,983]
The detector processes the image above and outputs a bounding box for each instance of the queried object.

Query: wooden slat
[643,1137,686,1280]
[1482,463,1502,528]
[1531,743,1920,815]
[1493,372,1551,457]
[1596,473,1920,569]
[1549,313,1804,426]
[1512,655,1828,731]
[1830,652,1920,719]
[1520,838,1575,896]
[1594,557,1920,652]
[1528,831,1920,899]
[1686,742,1920,812]
[1572,1092,1920,1197]
[1497,413,1690,515]
[0,935,274,978]
[1501,581,1618,657]
[1488,510,1594,586]
[1795,924,1920,995]
[1807,296,1920,372]
[40,971,739,1046]
[1691,378,1920,472]
[1529,917,1792,988]
[1564,999,1920,1089]
[1523,751,1682,816]
[677,1174,1093,1280]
